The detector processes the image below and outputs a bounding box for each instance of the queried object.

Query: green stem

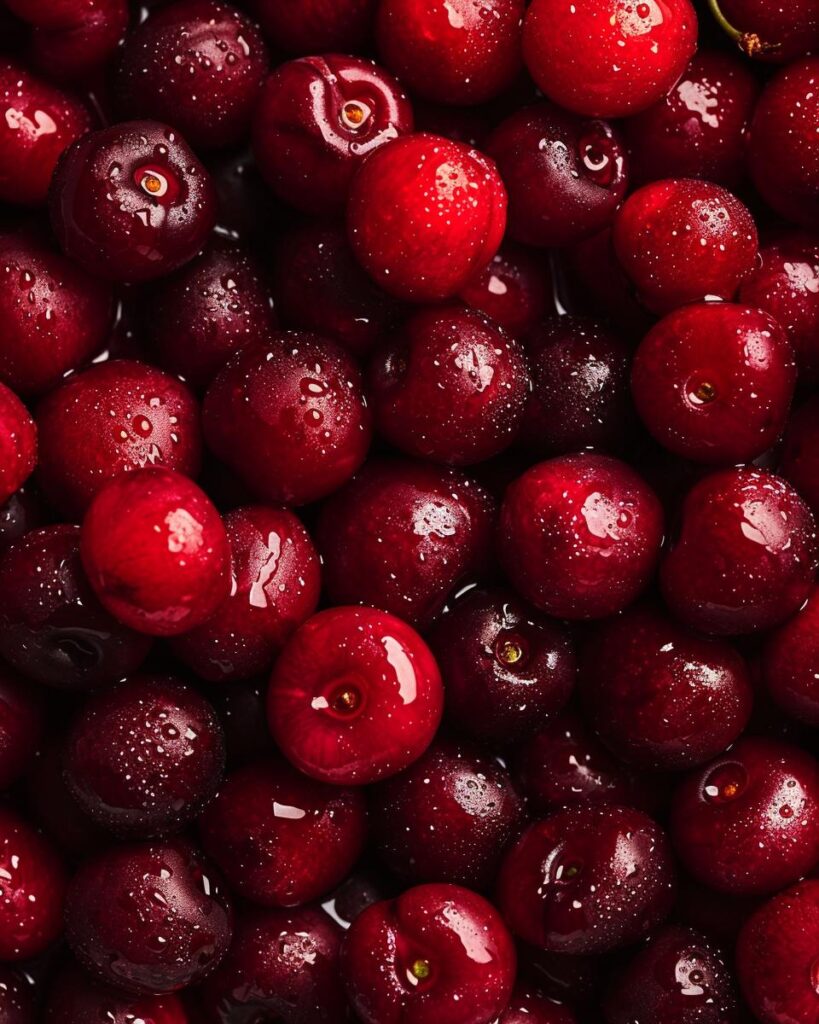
[707,0,742,44]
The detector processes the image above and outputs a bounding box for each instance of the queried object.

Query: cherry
[0,383,35,504]
[0,806,66,961]
[631,303,796,464]
[44,966,189,1024]
[522,0,698,118]
[50,120,218,283]
[427,587,575,746]
[0,965,34,1024]
[0,486,45,556]
[710,0,819,62]
[613,178,758,314]
[80,467,231,637]
[201,907,347,1024]
[203,332,372,506]
[660,467,818,635]
[458,242,552,339]
[0,525,152,690]
[316,460,495,627]
[498,986,577,1024]
[251,0,378,55]
[341,883,516,1024]
[497,804,676,953]
[736,879,819,1024]
[780,395,819,518]
[267,606,444,785]
[0,669,43,791]
[763,585,819,727]
[670,737,819,895]
[486,102,628,247]
[36,359,202,518]
[347,133,507,302]
[170,505,321,683]
[376,0,524,105]
[498,454,664,620]
[0,232,113,397]
[253,55,413,214]
[368,304,530,466]
[370,739,525,890]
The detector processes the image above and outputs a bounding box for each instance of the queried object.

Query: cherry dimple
[703,763,747,804]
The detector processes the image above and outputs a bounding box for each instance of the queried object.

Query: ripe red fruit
[499,986,577,1024]
[763,585,819,727]
[44,967,189,1024]
[0,382,35,503]
[780,394,819,517]
[711,0,819,62]
[458,242,552,338]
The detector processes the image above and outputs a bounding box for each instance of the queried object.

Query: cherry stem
[706,0,780,56]
[707,0,742,44]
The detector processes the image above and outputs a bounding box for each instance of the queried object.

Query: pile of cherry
[0,0,819,1021]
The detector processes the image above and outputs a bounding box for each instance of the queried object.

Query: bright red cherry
[44,967,189,1024]
[267,606,444,785]
[458,242,552,338]
[763,585,819,727]
[0,669,42,791]
[251,0,377,55]
[0,382,35,504]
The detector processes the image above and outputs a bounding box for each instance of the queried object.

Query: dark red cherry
[660,467,818,635]
[486,102,628,247]
[458,242,552,339]
[44,966,189,1024]
[65,839,233,994]
[497,804,676,954]
[0,382,35,504]
[267,606,443,785]
[342,883,516,1024]
[316,460,495,628]
[27,744,108,861]
[498,454,664,620]
[0,965,35,1024]
[498,985,577,1024]
[711,0,818,62]
[670,737,819,895]
[0,669,43,790]
[0,486,46,556]
[763,585,819,727]
[251,0,377,55]
[50,120,218,283]
[253,55,412,214]
[780,395,819,518]
[0,525,152,690]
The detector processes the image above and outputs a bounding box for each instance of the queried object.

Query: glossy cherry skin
[170,505,321,683]
[520,317,632,456]
[763,586,819,727]
[36,359,202,518]
[115,0,268,151]
[780,395,819,518]
[0,806,66,961]
[268,606,443,785]
[486,102,627,248]
[428,587,575,746]
[0,486,45,556]
[632,303,796,464]
[369,304,530,466]
[581,605,753,771]
[316,460,495,627]
[499,454,664,620]
[347,133,507,303]
[0,383,35,504]
[342,883,516,1024]
[0,232,113,397]
[623,50,757,189]
[80,467,231,637]
[0,61,91,206]
[498,986,577,1024]
[458,242,551,339]
[251,0,377,55]
[0,965,34,1024]
[199,757,367,906]
[376,0,523,105]
[716,0,819,62]
[201,907,347,1024]
[44,966,189,1024]
[50,120,217,283]
[602,925,739,1024]
[203,332,371,506]
[613,178,758,314]
[253,55,412,215]
[0,525,153,690]
[749,58,819,230]
[522,0,697,118]
[736,879,819,1024]
[660,467,818,635]
[371,739,525,890]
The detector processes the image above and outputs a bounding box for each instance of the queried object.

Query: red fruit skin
[0,670,42,790]
[613,178,758,314]
[780,395,819,517]
[27,744,109,861]
[498,454,664,620]
[0,486,45,556]
[736,879,819,1024]
[347,133,507,303]
[749,59,819,230]
[0,965,35,1024]
[0,233,113,397]
[497,805,676,954]
[44,967,189,1024]
[670,737,819,896]
[763,585,819,727]
[80,467,231,637]
[203,333,372,506]
[376,0,524,106]
[499,986,577,1024]
[249,0,377,55]
[720,0,819,62]
[522,0,698,119]
[486,102,628,248]
[0,806,66,961]
[341,883,517,1024]
[253,55,413,215]
[623,50,757,189]
[316,460,496,628]
[201,907,348,1024]
[0,382,35,503]
[199,758,367,907]
[0,61,91,206]
[36,359,202,518]
[170,505,321,683]
[631,303,796,464]
[458,242,552,338]
[267,606,444,785]
[660,467,819,635]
